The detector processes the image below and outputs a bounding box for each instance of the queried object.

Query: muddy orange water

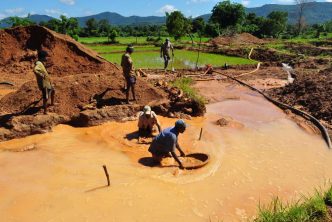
[1,86,332,222]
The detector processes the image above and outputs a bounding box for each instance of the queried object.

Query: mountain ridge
[0,2,331,28]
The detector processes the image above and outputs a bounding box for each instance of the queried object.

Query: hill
[200,2,332,24]
[1,2,331,28]
[76,12,165,26]
[0,14,54,28]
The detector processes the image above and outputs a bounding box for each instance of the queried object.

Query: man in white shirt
[138,105,161,139]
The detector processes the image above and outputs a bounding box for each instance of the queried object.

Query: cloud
[157,5,178,14]
[5,8,25,14]
[242,0,250,6]
[59,0,75,5]
[276,0,294,3]
[326,0,332,2]
[45,9,68,16]
[189,0,211,2]
[0,8,26,19]
[186,0,216,4]
[84,10,94,16]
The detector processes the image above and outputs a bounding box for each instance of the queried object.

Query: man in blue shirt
[148,119,186,169]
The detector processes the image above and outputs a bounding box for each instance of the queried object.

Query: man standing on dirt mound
[121,45,137,104]
[160,38,174,71]
[34,50,55,114]
[148,119,186,169]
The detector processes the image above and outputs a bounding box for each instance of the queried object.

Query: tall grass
[255,187,332,222]
[171,77,206,109]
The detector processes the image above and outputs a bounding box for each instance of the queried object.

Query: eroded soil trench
[1,80,332,222]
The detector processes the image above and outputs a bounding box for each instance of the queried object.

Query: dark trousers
[139,127,152,138]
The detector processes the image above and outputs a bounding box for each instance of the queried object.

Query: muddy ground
[143,60,332,138]
[268,66,332,133]
[0,26,202,141]
[1,25,331,142]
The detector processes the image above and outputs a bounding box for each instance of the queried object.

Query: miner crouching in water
[121,45,137,104]
[34,50,55,114]
[148,119,186,169]
[137,105,161,141]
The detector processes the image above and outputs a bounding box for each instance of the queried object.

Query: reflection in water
[0,90,332,222]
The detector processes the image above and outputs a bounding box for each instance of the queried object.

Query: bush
[324,186,332,206]
[255,189,331,222]
[304,194,328,220]
[171,77,206,116]
[71,34,79,41]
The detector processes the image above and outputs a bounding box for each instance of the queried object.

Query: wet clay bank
[1,83,332,221]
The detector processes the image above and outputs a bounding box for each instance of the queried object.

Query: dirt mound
[268,67,332,125]
[0,73,167,118]
[209,33,266,45]
[0,25,117,81]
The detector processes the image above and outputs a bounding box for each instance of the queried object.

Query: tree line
[3,0,332,41]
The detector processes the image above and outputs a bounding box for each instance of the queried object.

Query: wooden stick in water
[103,165,110,186]
[199,128,203,141]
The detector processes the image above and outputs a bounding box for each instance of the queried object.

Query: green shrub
[324,186,332,206]
[171,77,206,115]
[255,191,329,222]
[71,34,79,41]
[303,193,327,220]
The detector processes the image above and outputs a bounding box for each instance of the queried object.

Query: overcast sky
[0,0,331,19]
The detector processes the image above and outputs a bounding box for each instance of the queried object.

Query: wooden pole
[102,165,110,186]
[195,35,202,70]
[199,128,203,141]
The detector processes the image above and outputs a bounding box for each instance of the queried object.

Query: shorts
[125,76,136,86]
[163,54,171,61]
[148,139,171,158]
[42,87,54,100]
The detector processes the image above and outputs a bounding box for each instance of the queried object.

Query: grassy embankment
[79,36,210,45]
[255,185,332,222]
[171,77,206,110]
[265,34,332,58]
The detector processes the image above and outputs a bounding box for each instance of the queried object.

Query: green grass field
[79,36,210,45]
[87,45,159,53]
[102,50,256,69]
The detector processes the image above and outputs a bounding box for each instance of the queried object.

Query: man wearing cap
[121,45,136,104]
[34,50,55,114]
[160,38,174,71]
[138,105,161,139]
[148,119,186,169]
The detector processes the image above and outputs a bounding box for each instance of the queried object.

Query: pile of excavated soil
[0,26,201,141]
[0,25,117,85]
[0,73,167,118]
[268,67,332,125]
[209,33,266,45]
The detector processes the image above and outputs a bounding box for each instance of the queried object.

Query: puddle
[0,88,332,221]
